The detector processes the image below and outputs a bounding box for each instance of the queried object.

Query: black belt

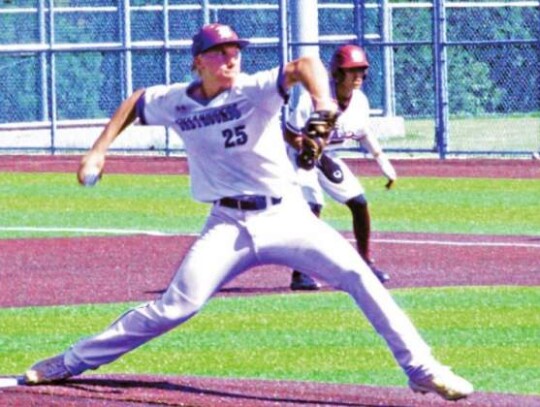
[217,196,282,211]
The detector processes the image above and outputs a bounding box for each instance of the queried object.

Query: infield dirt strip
[1,156,539,406]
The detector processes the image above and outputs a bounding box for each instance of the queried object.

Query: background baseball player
[287,44,397,290]
[23,24,472,402]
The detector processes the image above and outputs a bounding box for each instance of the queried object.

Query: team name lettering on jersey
[328,126,354,145]
[176,103,242,131]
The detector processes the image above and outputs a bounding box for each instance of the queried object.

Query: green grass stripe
[1,172,539,237]
[1,286,538,394]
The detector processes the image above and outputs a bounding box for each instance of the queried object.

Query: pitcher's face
[196,44,242,86]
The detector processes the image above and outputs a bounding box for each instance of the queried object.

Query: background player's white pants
[318,152,364,203]
[65,194,440,379]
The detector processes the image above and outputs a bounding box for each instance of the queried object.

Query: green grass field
[0,171,539,395]
[1,172,539,237]
[0,288,538,394]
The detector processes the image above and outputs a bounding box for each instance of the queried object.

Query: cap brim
[219,39,250,50]
[340,61,369,69]
[202,39,250,54]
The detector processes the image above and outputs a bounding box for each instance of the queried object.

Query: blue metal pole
[163,0,171,86]
[279,0,288,67]
[354,0,365,46]
[38,0,48,122]
[121,0,133,99]
[433,0,449,159]
[163,0,171,156]
[381,0,395,116]
[279,0,289,128]
[48,0,57,155]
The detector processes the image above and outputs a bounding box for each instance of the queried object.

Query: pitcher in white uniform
[23,24,473,402]
[286,44,397,290]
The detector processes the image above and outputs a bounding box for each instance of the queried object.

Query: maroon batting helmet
[330,44,369,77]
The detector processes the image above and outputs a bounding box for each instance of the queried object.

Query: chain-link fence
[0,0,538,157]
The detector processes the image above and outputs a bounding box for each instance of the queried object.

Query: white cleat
[409,367,474,401]
[24,353,73,385]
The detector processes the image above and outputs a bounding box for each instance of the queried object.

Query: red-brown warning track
[1,155,539,406]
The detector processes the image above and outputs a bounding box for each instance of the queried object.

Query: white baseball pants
[65,193,440,379]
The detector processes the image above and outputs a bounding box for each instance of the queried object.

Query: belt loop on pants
[216,196,282,211]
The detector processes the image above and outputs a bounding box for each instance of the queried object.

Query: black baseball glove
[296,110,339,170]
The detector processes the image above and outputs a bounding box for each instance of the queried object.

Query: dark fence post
[433,0,449,159]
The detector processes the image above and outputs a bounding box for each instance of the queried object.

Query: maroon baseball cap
[191,23,250,56]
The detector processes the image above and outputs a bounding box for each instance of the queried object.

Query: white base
[0,377,21,388]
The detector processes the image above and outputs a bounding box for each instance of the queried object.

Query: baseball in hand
[83,166,101,187]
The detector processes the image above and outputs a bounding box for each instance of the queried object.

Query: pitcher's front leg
[65,217,255,374]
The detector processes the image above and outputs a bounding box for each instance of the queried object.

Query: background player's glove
[297,110,339,170]
[303,110,340,139]
[296,136,326,170]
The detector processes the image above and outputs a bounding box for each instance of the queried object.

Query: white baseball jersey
[287,85,396,205]
[137,67,296,202]
[288,85,371,150]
